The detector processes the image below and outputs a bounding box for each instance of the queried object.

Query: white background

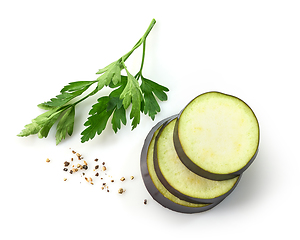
[1,0,299,239]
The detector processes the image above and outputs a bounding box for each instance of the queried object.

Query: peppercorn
[95,165,99,169]
[63,168,68,171]
[64,161,70,167]
[82,165,88,170]
[130,176,134,180]
[120,177,125,181]
[95,172,99,177]
[118,188,124,194]
[102,166,106,171]
[94,158,98,162]
[144,199,148,205]
[46,158,50,163]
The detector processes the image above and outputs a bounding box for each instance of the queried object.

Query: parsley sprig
[18,19,169,144]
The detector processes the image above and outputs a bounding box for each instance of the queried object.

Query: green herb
[18,19,169,144]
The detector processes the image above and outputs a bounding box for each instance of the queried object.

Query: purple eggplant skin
[173,91,260,181]
[153,116,242,204]
[140,115,225,213]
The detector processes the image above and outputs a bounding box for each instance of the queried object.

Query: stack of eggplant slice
[140,92,260,213]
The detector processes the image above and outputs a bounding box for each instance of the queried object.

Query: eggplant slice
[141,116,223,213]
[174,91,259,180]
[154,116,241,204]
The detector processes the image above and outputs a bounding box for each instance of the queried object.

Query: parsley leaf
[120,69,143,130]
[81,97,113,143]
[140,76,169,120]
[111,106,126,133]
[108,76,127,133]
[55,106,75,145]
[17,106,69,139]
[96,60,123,88]
[41,81,95,108]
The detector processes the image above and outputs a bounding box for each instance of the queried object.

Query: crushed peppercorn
[46,158,50,162]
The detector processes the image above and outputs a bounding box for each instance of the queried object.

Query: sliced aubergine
[154,116,241,204]
[140,116,222,213]
[174,91,259,181]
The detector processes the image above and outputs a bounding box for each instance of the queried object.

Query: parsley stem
[139,40,146,76]
[122,19,156,62]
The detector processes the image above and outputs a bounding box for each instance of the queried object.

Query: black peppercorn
[63,168,68,171]
[82,165,88,170]
[64,161,70,167]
